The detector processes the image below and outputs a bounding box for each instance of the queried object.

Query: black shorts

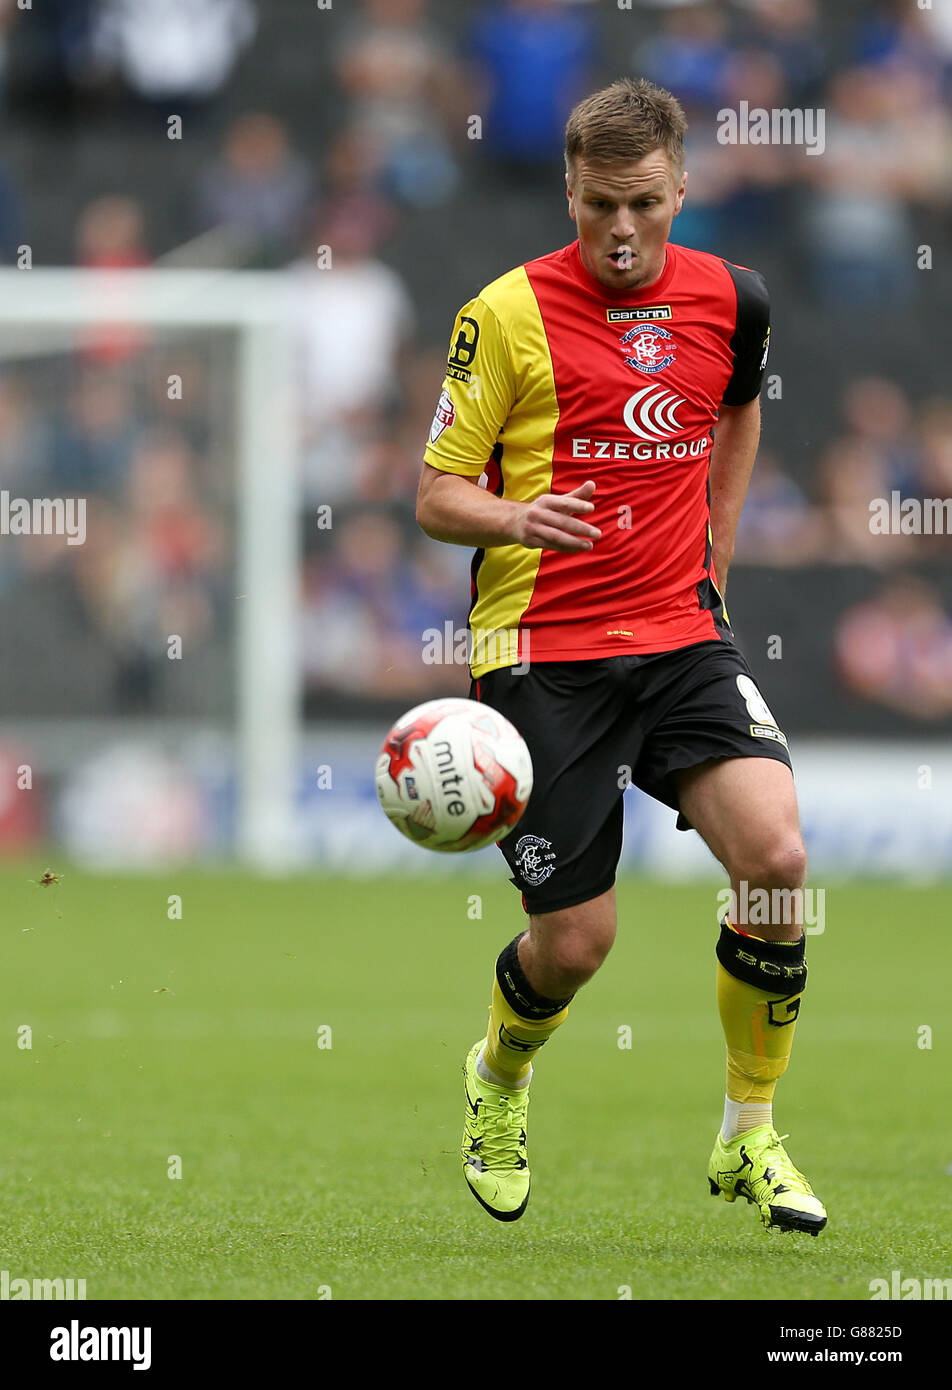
[471,640,793,915]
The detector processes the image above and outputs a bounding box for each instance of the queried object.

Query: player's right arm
[417,468,600,553]
[416,293,600,554]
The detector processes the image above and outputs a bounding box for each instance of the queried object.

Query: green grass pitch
[1,865,949,1301]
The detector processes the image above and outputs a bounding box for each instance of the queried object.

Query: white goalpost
[0,269,300,870]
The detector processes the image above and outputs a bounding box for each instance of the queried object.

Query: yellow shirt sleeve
[422,296,516,476]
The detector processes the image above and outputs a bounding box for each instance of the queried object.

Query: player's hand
[513,480,601,553]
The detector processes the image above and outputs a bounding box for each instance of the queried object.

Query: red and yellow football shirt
[422,238,770,677]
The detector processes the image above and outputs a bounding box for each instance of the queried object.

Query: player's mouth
[607,248,635,268]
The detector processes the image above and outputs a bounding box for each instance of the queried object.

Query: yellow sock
[483,975,571,1086]
[715,919,806,1110]
[717,964,801,1104]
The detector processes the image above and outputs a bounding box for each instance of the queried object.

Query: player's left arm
[708,396,761,596]
[710,262,771,595]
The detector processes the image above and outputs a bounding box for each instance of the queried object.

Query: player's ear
[566,174,577,223]
[673,168,687,216]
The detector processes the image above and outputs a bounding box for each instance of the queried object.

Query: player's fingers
[534,506,601,540]
[527,523,595,553]
[566,480,596,500]
[543,492,597,517]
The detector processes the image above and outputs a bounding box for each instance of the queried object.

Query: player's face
[566,151,686,291]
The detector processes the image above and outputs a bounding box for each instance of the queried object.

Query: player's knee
[735,839,807,893]
[546,952,603,993]
[529,919,614,992]
[548,924,615,989]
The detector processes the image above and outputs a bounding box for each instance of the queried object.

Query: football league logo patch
[429,389,456,443]
[620,323,677,374]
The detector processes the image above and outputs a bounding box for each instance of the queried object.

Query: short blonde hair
[565,77,687,181]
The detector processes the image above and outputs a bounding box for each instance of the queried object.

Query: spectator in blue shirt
[468,0,594,177]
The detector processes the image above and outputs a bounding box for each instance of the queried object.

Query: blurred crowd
[0,0,950,723]
[6,0,949,278]
[0,349,231,715]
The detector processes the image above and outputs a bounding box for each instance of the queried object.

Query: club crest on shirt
[619,323,677,374]
[429,388,456,443]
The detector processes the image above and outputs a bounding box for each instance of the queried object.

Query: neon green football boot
[708,1124,827,1235]
[461,1039,531,1222]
